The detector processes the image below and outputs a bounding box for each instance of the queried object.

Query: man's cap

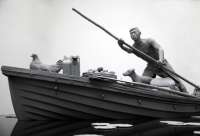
[129,27,140,33]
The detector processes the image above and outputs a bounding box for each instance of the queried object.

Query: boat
[2,65,200,120]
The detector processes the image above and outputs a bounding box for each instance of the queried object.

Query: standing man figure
[118,27,187,93]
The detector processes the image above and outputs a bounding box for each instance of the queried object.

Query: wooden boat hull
[2,66,200,120]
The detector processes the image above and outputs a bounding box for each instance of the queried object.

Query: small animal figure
[123,69,141,82]
[123,69,176,89]
[30,54,42,70]
[30,54,63,73]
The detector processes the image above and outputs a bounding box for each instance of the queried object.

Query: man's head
[129,27,141,41]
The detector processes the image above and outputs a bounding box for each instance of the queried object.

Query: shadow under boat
[11,118,200,136]
[2,65,200,120]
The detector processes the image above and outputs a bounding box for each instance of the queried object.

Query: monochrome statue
[118,27,187,92]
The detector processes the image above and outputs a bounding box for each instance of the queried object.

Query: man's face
[130,29,141,41]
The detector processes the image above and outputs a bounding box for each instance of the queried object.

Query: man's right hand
[156,60,164,68]
[118,39,125,47]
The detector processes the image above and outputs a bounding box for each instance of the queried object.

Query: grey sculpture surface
[30,54,63,73]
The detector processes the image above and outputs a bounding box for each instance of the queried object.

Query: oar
[72,8,200,90]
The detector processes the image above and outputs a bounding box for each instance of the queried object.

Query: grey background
[0,0,200,115]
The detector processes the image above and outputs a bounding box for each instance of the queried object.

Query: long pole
[72,8,200,89]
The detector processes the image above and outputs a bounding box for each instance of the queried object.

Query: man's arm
[118,39,132,53]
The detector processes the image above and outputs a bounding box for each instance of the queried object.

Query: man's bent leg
[143,64,156,78]
[160,60,188,93]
